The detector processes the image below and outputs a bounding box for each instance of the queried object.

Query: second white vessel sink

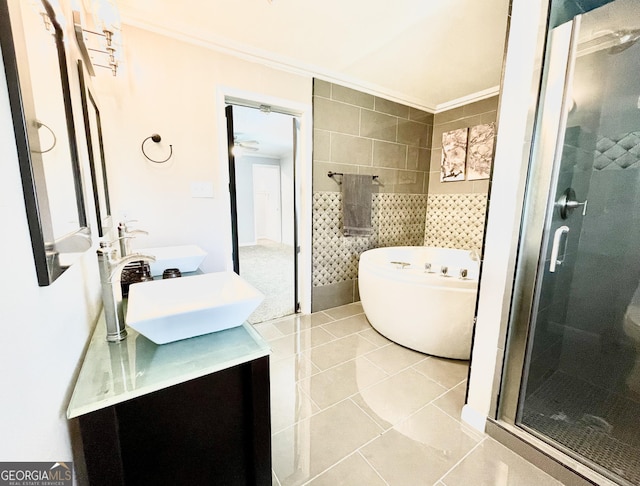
[126,272,264,344]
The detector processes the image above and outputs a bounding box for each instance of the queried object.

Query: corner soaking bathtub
[358,246,479,360]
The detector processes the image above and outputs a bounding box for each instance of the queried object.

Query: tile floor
[253,302,564,486]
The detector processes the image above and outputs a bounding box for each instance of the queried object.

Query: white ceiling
[116,0,511,112]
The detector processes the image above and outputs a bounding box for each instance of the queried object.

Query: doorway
[226,103,299,324]
[500,1,640,484]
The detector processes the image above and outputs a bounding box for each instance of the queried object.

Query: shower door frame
[495,3,638,485]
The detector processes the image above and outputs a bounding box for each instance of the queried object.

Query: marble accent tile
[433,381,467,421]
[373,140,407,169]
[374,97,410,118]
[424,193,488,250]
[442,437,563,486]
[323,302,364,320]
[299,356,389,410]
[361,109,398,142]
[361,405,481,484]
[332,84,375,109]
[322,313,371,339]
[364,343,426,375]
[271,399,383,486]
[308,452,386,486]
[314,97,360,135]
[272,312,335,336]
[352,368,447,429]
[330,133,373,166]
[412,357,469,389]
[305,334,379,371]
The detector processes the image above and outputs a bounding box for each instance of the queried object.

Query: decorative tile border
[424,193,488,250]
[312,192,427,287]
[594,132,640,170]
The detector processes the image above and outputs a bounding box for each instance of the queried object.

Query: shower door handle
[549,225,570,272]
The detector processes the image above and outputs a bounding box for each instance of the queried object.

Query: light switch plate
[190,181,214,198]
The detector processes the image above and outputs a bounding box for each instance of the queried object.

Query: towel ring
[141,133,173,163]
[33,120,57,154]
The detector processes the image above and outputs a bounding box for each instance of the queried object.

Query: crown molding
[120,12,500,115]
[434,86,501,113]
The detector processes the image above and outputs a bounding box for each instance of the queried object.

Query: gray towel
[342,174,373,236]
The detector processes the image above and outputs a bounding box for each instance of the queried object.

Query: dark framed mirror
[77,59,112,238]
[0,0,92,286]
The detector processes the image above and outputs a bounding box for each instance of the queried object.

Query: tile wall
[312,80,433,311]
[425,96,499,249]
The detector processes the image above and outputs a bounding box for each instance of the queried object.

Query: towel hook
[141,133,173,163]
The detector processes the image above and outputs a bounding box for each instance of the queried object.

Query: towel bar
[327,171,379,184]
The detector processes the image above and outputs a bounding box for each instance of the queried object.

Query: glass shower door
[515,1,640,484]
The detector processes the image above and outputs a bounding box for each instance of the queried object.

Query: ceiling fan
[233,134,259,152]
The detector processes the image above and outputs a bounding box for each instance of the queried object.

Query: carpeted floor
[239,240,295,324]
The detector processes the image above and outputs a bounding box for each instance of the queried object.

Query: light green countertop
[67,312,270,419]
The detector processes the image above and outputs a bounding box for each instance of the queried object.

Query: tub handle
[441,265,449,276]
[424,262,432,272]
[459,268,468,279]
[391,261,411,269]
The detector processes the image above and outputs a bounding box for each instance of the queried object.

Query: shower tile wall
[424,97,499,249]
[312,79,433,312]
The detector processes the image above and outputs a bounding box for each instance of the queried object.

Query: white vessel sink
[137,244,206,276]
[126,272,264,344]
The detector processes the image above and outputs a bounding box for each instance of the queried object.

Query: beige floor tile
[273,312,335,335]
[352,368,447,429]
[270,354,320,386]
[272,399,383,486]
[413,357,469,389]
[361,405,482,485]
[271,383,320,434]
[433,381,467,421]
[364,343,426,375]
[252,322,286,341]
[442,437,562,486]
[358,327,392,347]
[300,356,389,410]
[304,334,379,371]
[308,452,386,486]
[270,327,336,362]
[322,313,372,339]
[323,302,364,320]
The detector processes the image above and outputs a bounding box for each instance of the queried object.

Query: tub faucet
[117,221,148,257]
[97,240,155,342]
[469,248,481,262]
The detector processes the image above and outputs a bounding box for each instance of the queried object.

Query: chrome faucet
[117,221,148,257]
[97,240,155,342]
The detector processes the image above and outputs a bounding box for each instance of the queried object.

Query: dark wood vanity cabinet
[75,356,271,486]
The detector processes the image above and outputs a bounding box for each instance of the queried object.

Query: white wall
[0,32,101,465]
[93,25,312,272]
[463,0,549,431]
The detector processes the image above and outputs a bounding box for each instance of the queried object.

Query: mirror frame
[0,0,92,286]
[77,59,112,238]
